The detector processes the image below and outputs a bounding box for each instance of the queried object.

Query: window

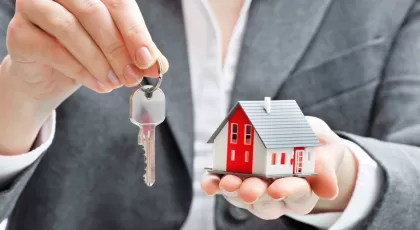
[280,153,286,164]
[230,123,238,144]
[271,153,276,165]
[231,150,235,161]
[297,151,303,173]
[244,124,252,145]
[245,151,249,162]
[308,151,310,161]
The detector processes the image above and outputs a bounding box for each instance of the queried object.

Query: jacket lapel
[230,0,333,108]
[139,0,194,177]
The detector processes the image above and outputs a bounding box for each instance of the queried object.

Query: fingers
[101,0,169,75]
[248,196,286,220]
[304,116,343,198]
[7,15,102,93]
[203,175,271,204]
[200,174,319,219]
[21,0,117,92]
[267,177,312,202]
[15,0,169,93]
[267,177,316,215]
[219,176,286,220]
[306,149,339,199]
[54,0,144,87]
[219,174,242,193]
[200,173,221,196]
[238,177,269,204]
[219,175,270,204]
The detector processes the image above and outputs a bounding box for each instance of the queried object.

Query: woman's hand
[201,116,358,219]
[0,0,168,154]
[5,0,168,100]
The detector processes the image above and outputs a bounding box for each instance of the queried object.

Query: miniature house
[206,98,320,177]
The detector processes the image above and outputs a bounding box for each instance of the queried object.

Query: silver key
[130,85,166,187]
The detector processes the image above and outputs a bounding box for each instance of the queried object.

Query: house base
[204,168,317,179]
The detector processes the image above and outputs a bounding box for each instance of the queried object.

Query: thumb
[306,148,339,200]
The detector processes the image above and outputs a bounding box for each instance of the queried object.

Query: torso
[207,0,244,65]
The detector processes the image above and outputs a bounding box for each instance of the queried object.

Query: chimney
[264,97,271,114]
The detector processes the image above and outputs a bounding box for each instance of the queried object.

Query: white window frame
[230,123,238,144]
[244,124,252,145]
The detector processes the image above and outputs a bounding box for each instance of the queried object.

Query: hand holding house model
[205,97,320,178]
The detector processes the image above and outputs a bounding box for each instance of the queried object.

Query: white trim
[231,150,235,161]
[230,123,238,144]
[244,124,252,145]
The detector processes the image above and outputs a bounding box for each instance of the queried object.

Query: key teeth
[143,151,152,186]
[139,136,155,187]
[144,155,148,182]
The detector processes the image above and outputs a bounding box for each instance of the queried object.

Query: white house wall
[265,147,316,175]
[252,131,266,175]
[265,148,294,175]
[303,147,315,173]
[212,123,228,171]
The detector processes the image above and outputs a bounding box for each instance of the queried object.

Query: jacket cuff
[336,131,420,229]
[0,111,55,187]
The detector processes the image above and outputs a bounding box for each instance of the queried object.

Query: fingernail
[221,190,238,198]
[97,81,112,93]
[327,186,340,200]
[272,193,287,201]
[204,191,217,197]
[124,64,143,86]
[136,47,154,69]
[108,70,120,86]
[243,198,259,204]
[161,55,169,72]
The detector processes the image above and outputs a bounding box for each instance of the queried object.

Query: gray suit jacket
[1,0,420,229]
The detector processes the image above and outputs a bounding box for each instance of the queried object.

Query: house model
[205,98,320,178]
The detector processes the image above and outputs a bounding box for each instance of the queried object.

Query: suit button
[228,206,250,221]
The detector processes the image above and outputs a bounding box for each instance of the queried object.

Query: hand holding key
[1,0,169,155]
[4,0,169,102]
[130,57,166,187]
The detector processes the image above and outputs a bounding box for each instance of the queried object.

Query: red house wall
[226,106,254,174]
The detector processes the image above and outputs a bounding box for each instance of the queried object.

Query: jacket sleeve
[338,1,420,229]
[0,0,13,59]
[0,0,48,223]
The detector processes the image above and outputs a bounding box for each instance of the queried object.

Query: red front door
[293,147,305,174]
[226,107,254,174]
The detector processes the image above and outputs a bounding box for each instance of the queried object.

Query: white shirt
[0,0,383,229]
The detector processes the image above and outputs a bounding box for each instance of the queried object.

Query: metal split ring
[140,56,163,95]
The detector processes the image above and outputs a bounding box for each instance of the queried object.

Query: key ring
[140,56,163,96]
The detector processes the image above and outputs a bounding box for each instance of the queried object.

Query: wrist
[313,146,358,213]
[0,56,53,155]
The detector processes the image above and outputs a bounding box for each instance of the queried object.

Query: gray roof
[207,100,321,149]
